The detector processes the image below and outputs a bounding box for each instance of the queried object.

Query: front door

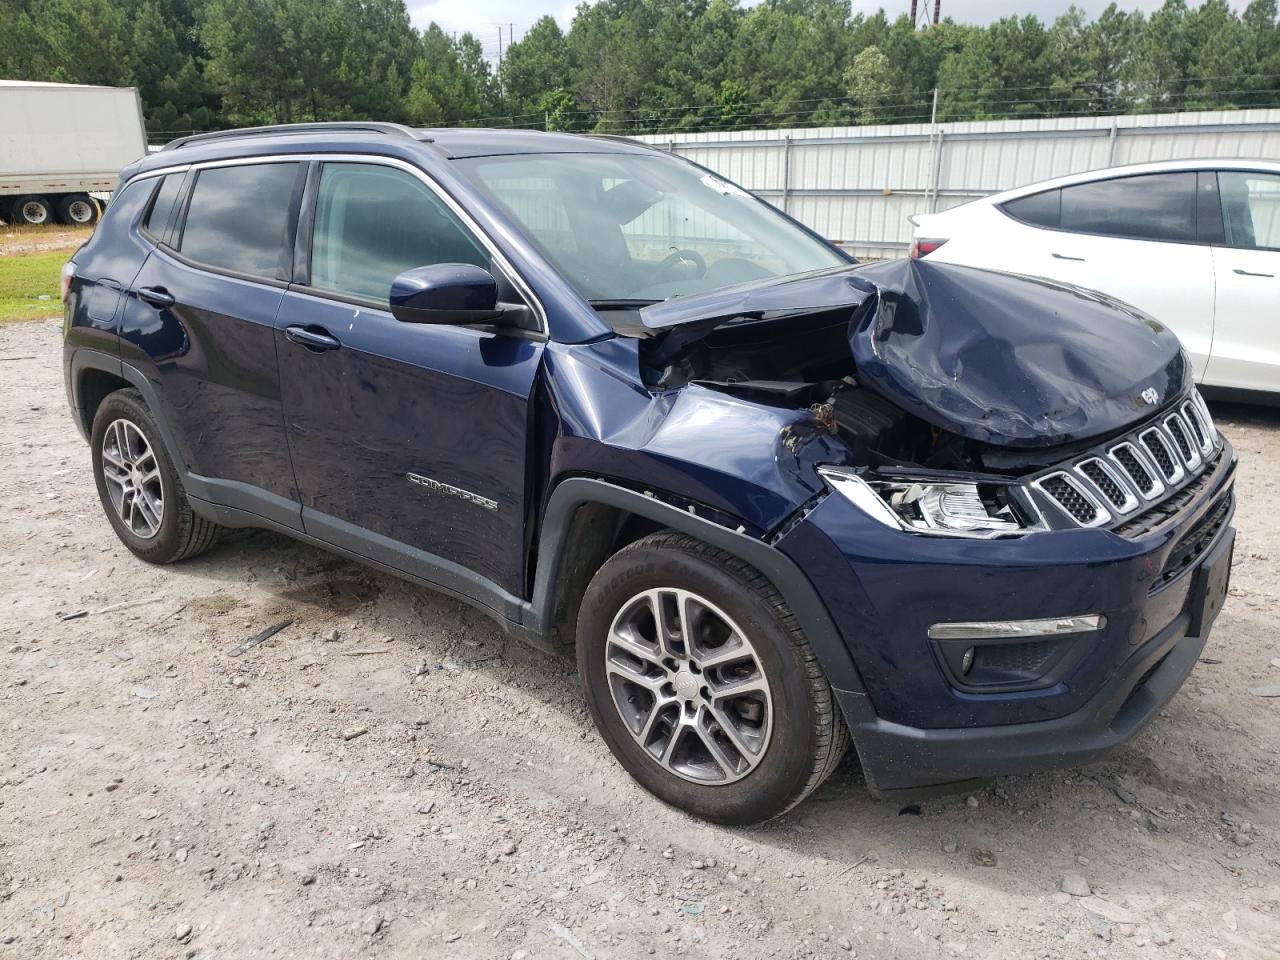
[275,160,544,601]
[1206,171,1280,392]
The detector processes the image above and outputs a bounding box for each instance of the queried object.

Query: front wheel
[576,532,849,824]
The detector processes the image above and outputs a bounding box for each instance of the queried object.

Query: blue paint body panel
[62,126,1239,798]
[275,289,543,596]
[776,444,1235,729]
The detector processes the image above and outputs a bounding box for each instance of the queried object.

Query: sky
[405,0,1236,60]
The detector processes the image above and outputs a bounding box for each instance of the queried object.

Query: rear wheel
[90,389,223,564]
[10,196,53,225]
[577,531,849,824]
[56,193,98,226]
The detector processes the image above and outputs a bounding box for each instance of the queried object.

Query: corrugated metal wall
[637,109,1280,259]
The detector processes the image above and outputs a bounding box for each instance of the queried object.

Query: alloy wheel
[604,587,773,785]
[100,419,164,539]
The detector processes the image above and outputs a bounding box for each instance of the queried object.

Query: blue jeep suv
[62,123,1237,823]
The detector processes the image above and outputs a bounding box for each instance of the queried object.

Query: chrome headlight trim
[817,467,1047,539]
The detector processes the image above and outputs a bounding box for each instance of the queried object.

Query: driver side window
[310,162,490,302]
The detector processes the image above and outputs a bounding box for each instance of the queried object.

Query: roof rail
[162,122,432,151]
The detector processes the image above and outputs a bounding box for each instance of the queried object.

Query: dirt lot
[1,316,1278,960]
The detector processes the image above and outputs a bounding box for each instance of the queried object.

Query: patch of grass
[0,249,70,324]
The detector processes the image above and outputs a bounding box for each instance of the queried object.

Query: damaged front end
[633,258,1201,538]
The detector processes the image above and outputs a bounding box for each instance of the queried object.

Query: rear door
[119,160,307,525]
[997,172,1217,381]
[1206,170,1280,392]
[274,158,545,601]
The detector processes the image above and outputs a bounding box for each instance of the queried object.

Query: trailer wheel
[57,194,99,226]
[10,196,54,226]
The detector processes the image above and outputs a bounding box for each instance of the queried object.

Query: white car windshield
[454,152,848,304]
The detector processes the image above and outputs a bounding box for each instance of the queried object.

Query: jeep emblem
[1141,387,1159,405]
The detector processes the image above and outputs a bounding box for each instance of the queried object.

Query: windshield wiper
[588,299,662,310]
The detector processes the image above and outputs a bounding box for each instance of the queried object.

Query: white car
[911,159,1279,398]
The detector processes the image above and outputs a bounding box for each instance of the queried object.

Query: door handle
[285,325,341,351]
[1051,252,1086,262]
[1233,267,1274,278]
[137,285,175,308]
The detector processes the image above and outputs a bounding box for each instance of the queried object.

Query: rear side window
[143,174,184,239]
[1218,171,1280,250]
[1058,173,1197,242]
[1002,189,1061,228]
[309,162,489,302]
[178,162,303,280]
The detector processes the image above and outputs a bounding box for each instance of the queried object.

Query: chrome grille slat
[1030,391,1221,532]
[1107,441,1163,500]
[1032,471,1108,527]
[1180,400,1213,455]
[1075,457,1138,514]
[1193,391,1218,450]
[1139,427,1184,485]
[1164,413,1201,469]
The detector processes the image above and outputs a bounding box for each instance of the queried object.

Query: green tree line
[2,0,1280,138]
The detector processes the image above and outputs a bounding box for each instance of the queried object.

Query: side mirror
[389,263,502,325]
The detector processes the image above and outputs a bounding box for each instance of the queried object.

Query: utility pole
[933,0,941,25]
[910,0,917,24]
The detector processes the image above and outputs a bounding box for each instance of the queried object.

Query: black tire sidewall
[12,196,53,226]
[577,540,824,824]
[89,391,188,563]
[57,194,98,226]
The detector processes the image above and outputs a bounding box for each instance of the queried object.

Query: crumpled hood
[639,259,1190,448]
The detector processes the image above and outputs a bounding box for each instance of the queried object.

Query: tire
[90,389,223,564]
[576,531,849,824]
[10,196,53,226]
[56,194,99,226]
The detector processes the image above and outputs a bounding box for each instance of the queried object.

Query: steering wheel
[650,248,707,284]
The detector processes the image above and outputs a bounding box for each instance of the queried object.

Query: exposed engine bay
[633,258,1193,480]
[641,307,1092,479]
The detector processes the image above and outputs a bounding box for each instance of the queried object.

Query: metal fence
[636,108,1280,259]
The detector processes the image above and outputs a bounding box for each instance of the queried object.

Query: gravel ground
[1,317,1278,960]
[0,225,92,257]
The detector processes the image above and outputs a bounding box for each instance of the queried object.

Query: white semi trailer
[0,80,148,226]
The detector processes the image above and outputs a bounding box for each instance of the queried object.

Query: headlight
[818,467,1047,538]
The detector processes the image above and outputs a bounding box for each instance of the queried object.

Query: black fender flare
[69,348,189,470]
[528,477,873,713]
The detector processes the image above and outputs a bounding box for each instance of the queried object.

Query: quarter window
[309,162,490,302]
[1057,172,1197,243]
[178,162,303,280]
[1218,171,1280,250]
[143,173,184,239]
[1002,189,1061,229]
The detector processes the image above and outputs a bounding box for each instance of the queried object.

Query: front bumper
[776,441,1236,798]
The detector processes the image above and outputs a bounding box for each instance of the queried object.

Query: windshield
[453,152,847,303]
